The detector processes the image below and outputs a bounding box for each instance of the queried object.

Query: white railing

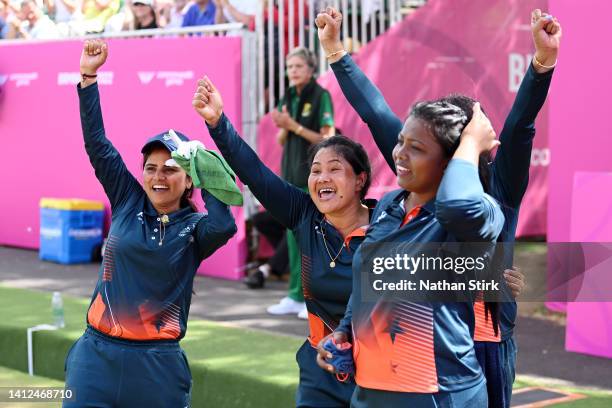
[255,0,427,116]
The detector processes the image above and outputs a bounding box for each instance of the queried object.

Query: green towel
[172,147,243,206]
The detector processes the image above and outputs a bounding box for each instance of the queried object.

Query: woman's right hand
[80,39,108,76]
[193,76,224,127]
[460,102,500,156]
[316,331,349,373]
[315,7,345,61]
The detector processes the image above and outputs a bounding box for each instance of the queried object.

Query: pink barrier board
[259,0,549,236]
[0,36,246,280]
[565,172,612,358]
[547,0,612,357]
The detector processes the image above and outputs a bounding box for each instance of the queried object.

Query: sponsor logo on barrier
[0,73,39,87]
[57,72,114,86]
[531,148,550,167]
[508,53,532,93]
[138,71,194,87]
[138,72,155,84]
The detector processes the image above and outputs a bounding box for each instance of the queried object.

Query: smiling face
[308,147,366,215]
[392,116,449,195]
[142,147,192,214]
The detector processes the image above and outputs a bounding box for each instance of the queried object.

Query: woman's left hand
[531,9,561,71]
[193,76,224,127]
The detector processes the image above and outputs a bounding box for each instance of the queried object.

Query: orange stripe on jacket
[473,300,501,342]
[353,205,438,393]
[307,313,333,348]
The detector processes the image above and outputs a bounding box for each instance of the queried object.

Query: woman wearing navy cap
[63,39,237,408]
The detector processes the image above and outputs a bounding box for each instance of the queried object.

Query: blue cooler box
[39,198,105,264]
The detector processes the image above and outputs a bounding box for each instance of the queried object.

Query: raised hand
[80,39,108,76]
[192,76,224,127]
[531,9,561,72]
[315,7,345,61]
[461,103,500,155]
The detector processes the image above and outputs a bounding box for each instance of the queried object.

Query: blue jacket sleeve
[336,293,353,340]
[78,82,141,211]
[330,54,402,171]
[195,189,237,260]
[206,113,312,229]
[436,159,505,242]
[491,64,554,208]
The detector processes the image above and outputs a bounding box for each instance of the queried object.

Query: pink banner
[546,0,612,357]
[258,0,549,236]
[0,36,246,279]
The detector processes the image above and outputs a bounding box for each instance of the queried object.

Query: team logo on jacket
[376,211,388,223]
[301,103,312,117]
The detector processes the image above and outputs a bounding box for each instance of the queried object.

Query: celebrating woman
[63,39,237,408]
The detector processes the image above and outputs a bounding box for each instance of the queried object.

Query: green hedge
[0,286,302,407]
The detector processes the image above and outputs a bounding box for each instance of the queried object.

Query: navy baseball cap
[141,129,190,153]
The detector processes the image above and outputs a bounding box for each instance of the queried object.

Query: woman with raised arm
[192,75,368,407]
[315,7,559,407]
[63,39,237,408]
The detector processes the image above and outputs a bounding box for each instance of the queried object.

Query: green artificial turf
[514,376,612,407]
[0,285,303,407]
[0,365,63,408]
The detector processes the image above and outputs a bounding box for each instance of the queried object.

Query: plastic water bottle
[51,292,65,328]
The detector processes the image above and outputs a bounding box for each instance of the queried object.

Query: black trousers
[251,210,289,277]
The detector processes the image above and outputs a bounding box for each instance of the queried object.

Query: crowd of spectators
[0,0,262,39]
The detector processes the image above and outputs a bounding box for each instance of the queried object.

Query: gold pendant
[330,261,336,268]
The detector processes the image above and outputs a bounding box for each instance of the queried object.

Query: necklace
[320,223,344,268]
[159,214,169,246]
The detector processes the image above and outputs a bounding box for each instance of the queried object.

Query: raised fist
[80,39,108,75]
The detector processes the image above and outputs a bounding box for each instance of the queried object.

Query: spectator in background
[267,46,335,319]
[47,0,82,24]
[131,0,157,29]
[181,0,214,27]
[213,0,255,26]
[158,0,190,28]
[81,0,120,33]
[0,0,9,38]
[244,210,289,289]
[7,0,59,39]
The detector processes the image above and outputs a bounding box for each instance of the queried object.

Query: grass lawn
[0,285,302,407]
[514,377,612,407]
[0,365,62,407]
[1,285,610,407]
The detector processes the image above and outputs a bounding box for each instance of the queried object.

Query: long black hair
[307,135,372,200]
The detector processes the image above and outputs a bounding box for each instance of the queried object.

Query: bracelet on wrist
[533,55,557,69]
[81,72,98,81]
[326,50,346,59]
